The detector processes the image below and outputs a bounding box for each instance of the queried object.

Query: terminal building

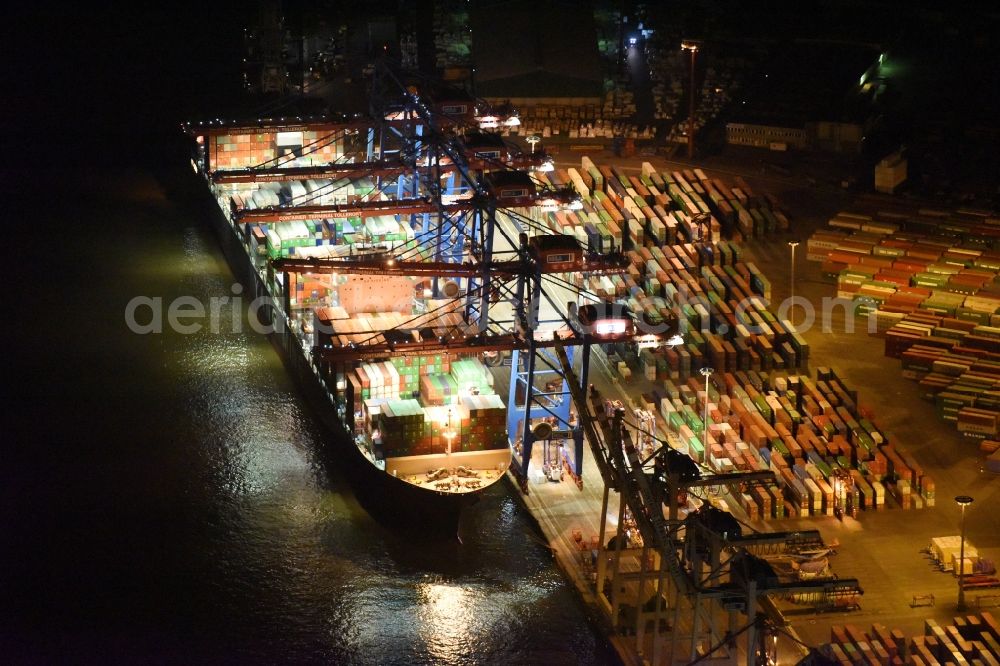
[726,120,863,153]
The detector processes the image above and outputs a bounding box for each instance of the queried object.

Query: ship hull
[191,177,480,534]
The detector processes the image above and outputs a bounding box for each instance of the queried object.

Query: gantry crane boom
[214,159,408,184]
[212,153,551,184]
[183,114,466,137]
[272,252,628,278]
[234,187,578,223]
[314,329,642,363]
[184,118,372,136]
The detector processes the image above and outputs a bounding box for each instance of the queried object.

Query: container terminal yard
[10,0,1000,663]
[182,49,1000,663]
[171,3,1000,663]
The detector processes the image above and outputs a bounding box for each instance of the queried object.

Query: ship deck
[204,179,519,500]
[383,448,511,494]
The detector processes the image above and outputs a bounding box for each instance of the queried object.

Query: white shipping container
[805,478,822,514]
[871,480,885,504]
[251,190,270,208]
[952,557,977,576]
[695,303,710,331]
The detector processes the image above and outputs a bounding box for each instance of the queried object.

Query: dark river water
[2,147,615,664]
[1,4,614,660]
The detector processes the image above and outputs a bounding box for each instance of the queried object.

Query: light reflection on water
[106,193,618,664]
[178,335,309,498]
[418,583,474,661]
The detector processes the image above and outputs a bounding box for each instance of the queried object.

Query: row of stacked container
[372,399,425,457]
[291,273,333,309]
[502,116,656,141]
[210,133,277,168]
[808,209,1000,321]
[516,160,804,385]
[499,88,648,136]
[416,357,495,407]
[606,255,802,379]
[314,309,466,351]
[533,158,792,243]
[883,310,1000,440]
[346,354,450,415]
[394,354,452,399]
[631,362,933,518]
[825,613,1000,665]
[227,177,402,258]
[451,394,508,452]
[602,86,636,119]
[228,177,377,210]
[351,361,408,403]
[813,209,1000,448]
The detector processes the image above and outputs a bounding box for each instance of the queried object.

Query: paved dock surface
[742,215,1000,647]
[507,156,999,662]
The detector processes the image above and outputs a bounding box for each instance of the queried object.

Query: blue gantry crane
[189,60,670,492]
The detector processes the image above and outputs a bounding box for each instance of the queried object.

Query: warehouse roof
[471,0,603,99]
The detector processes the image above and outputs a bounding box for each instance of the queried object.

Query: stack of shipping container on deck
[375,399,424,458]
[368,395,505,457]
[209,128,343,170]
[345,354,452,402]
[227,178,415,260]
[458,394,508,452]
[210,133,276,169]
[346,354,507,457]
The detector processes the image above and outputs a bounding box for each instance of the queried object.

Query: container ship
[182,79,639,528]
